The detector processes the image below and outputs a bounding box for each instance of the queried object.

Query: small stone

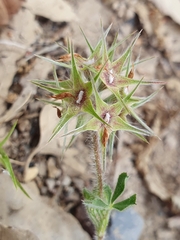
[47,157,61,179]
[168,216,180,229]
[157,229,177,240]
[38,161,47,177]
[18,119,31,132]
[62,176,71,186]
[106,209,144,240]
[46,178,56,192]
[24,166,39,182]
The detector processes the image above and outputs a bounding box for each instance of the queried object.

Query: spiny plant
[32,25,163,240]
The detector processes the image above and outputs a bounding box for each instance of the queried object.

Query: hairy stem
[92,132,103,198]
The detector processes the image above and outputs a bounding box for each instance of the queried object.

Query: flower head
[32,25,163,155]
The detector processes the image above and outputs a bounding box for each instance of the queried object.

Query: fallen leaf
[0,223,39,240]
[150,0,180,25]
[24,0,77,22]
[0,7,41,117]
[2,0,21,15]
[0,58,51,123]
[23,104,77,181]
[0,173,91,240]
[135,2,180,62]
[0,0,9,25]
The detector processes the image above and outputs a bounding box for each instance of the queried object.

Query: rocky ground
[0,0,180,240]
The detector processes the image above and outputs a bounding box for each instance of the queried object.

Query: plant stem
[92,132,103,198]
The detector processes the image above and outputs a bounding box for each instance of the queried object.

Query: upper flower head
[32,25,163,147]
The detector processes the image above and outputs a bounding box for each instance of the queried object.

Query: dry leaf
[23,104,77,181]
[135,2,180,62]
[0,0,9,25]
[0,8,41,117]
[0,223,39,240]
[24,0,77,22]
[0,58,51,123]
[150,0,180,25]
[0,173,91,240]
[2,0,21,15]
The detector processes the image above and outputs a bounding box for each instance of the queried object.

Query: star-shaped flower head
[32,25,163,160]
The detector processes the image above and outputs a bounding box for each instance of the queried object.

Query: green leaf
[90,24,112,60]
[112,31,142,74]
[111,172,128,204]
[122,56,155,72]
[79,26,94,53]
[133,132,149,143]
[113,116,151,136]
[83,99,109,127]
[108,31,136,62]
[0,121,17,147]
[0,149,30,199]
[0,122,30,198]
[124,78,144,101]
[70,43,84,89]
[32,79,73,89]
[66,113,89,148]
[108,32,118,61]
[55,41,68,53]
[93,199,108,209]
[84,198,108,210]
[132,87,163,109]
[112,194,136,211]
[49,110,75,141]
[0,148,17,186]
[83,188,95,201]
[35,55,71,69]
[31,81,71,95]
[103,184,112,204]
[128,107,153,135]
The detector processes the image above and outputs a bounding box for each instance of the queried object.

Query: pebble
[24,166,39,182]
[18,119,31,132]
[38,161,47,177]
[46,178,56,192]
[47,157,61,179]
[62,176,71,186]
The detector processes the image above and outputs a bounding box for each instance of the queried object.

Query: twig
[0,40,28,50]
[10,159,25,166]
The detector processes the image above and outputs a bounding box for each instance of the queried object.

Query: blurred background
[0,0,180,239]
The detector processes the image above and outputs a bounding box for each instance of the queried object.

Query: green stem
[92,131,103,198]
